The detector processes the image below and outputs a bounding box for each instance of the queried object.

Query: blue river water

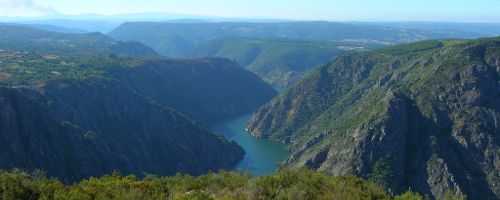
[212,114,290,176]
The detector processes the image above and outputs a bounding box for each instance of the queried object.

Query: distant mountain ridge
[109,21,500,57]
[0,22,86,33]
[354,21,500,37]
[247,37,500,199]
[0,24,159,57]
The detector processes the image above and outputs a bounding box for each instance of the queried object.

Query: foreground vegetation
[0,168,467,200]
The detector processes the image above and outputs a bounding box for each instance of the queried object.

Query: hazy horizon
[1,0,500,23]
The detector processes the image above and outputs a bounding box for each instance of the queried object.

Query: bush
[0,168,436,200]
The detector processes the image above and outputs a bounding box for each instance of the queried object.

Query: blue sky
[1,0,500,22]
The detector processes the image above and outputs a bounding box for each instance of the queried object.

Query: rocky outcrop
[109,58,277,124]
[0,79,244,182]
[247,38,500,199]
[0,56,278,182]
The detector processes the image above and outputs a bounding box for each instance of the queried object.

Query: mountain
[0,22,86,33]
[355,22,500,38]
[109,21,497,57]
[21,19,121,33]
[0,24,159,57]
[0,12,294,33]
[0,78,244,182]
[0,25,276,124]
[191,36,381,87]
[107,58,277,124]
[0,12,209,22]
[0,13,208,33]
[0,27,277,181]
[247,38,500,199]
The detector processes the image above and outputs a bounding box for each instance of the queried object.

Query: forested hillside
[247,37,500,199]
[0,25,158,57]
[191,36,379,87]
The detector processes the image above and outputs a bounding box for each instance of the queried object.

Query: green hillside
[247,37,500,199]
[0,24,159,57]
[0,25,276,124]
[191,37,380,87]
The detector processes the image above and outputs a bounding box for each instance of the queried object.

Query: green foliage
[0,50,118,85]
[438,190,467,200]
[0,169,65,200]
[394,190,425,200]
[377,40,444,55]
[368,157,395,187]
[0,168,428,200]
[0,25,161,85]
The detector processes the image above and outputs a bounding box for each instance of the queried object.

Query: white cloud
[0,0,58,17]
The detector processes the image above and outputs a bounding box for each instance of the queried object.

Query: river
[212,114,290,176]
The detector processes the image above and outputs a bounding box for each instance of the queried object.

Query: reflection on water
[212,114,290,176]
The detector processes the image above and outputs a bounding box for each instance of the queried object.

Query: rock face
[0,52,281,182]
[0,78,244,182]
[247,38,500,199]
[109,58,277,124]
[0,56,279,182]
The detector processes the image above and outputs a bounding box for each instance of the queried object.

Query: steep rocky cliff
[247,38,500,199]
[109,58,277,124]
[0,27,277,182]
[0,25,277,125]
[0,50,278,182]
[0,79,244,182]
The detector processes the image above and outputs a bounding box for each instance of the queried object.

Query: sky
[1,0,500,22]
